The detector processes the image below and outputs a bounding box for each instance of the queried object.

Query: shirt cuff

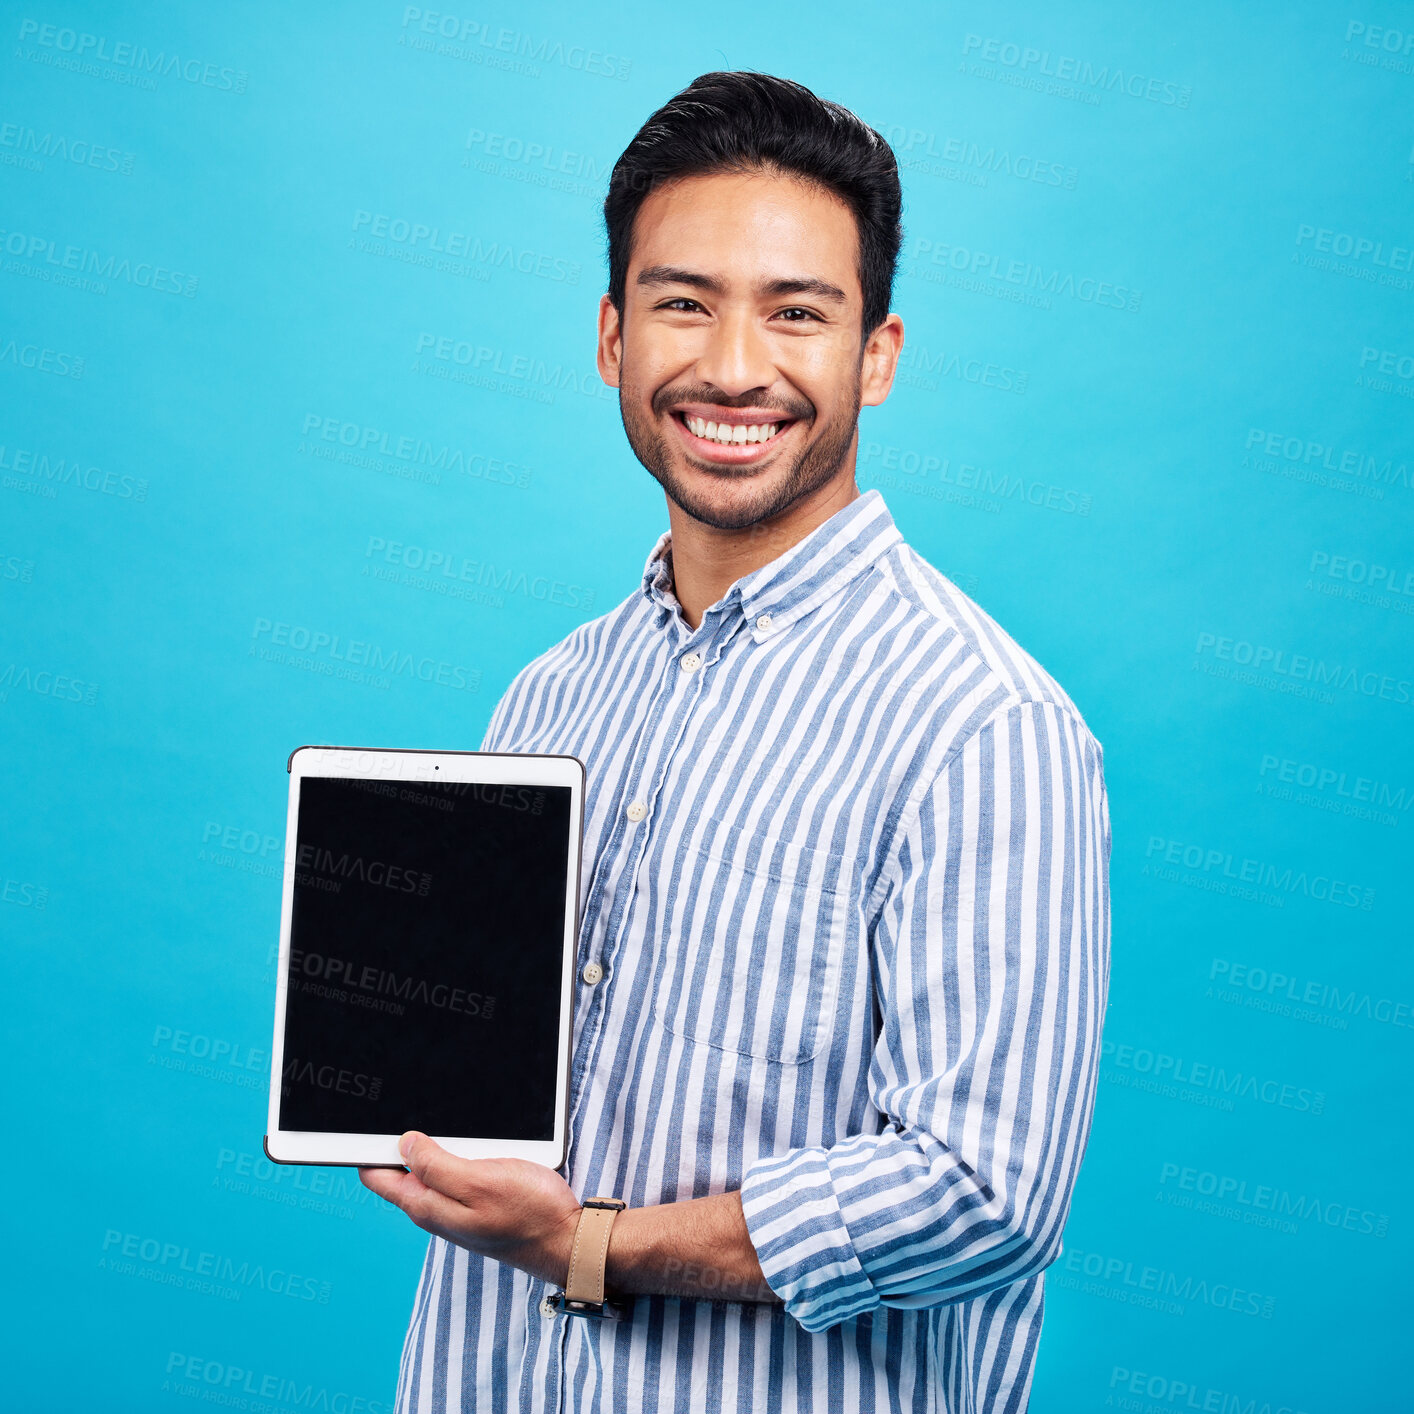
[739,1143,880,1332]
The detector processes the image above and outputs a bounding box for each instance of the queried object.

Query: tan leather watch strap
[563,1197,626,1307]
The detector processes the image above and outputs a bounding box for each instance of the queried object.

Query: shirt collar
[639,488,903,638]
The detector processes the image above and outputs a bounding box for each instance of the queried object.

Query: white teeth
[684,415,783,446]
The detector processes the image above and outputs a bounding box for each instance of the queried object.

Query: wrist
[500,1202,582,1287]
[549,1202,585,1285]
[547,1196,631,1320]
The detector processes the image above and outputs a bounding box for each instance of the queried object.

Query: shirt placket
[565,602,741,1130]
[540,602,739,1414]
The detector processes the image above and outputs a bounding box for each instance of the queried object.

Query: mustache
[652,384,814,422]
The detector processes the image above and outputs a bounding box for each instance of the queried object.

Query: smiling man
[363,71,1111,1413]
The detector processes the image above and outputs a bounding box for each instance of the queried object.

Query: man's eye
[775,307,819,322]
[659,298,703,312]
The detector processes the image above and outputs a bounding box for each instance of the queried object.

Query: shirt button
[679,652,702,674]
[539,1296,558,1319]
[756,613,774,633]
[582,961,604,985]
[625,800,646,822]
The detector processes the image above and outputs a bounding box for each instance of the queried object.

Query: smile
[682,415,785,446]
[668,406,801,464]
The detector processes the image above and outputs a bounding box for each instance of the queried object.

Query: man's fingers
[359,1165,409,1203]
[359,1163,468,1237]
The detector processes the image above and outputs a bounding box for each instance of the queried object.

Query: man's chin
[656,464,815,531]
[620,402,860,532]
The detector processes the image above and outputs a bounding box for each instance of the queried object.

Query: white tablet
[265,746,585,1169]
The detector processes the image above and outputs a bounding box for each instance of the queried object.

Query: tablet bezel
[264,745,584,1170]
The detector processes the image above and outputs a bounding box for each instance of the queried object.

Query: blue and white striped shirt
[395,488,1111,1413]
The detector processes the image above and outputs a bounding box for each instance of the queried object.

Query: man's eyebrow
[636,265,725,293]
[759,276,848,304]
[635,267,848,305]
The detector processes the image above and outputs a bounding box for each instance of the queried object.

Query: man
[363,71,1111,1412]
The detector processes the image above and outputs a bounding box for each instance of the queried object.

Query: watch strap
[563,1197,626,1308]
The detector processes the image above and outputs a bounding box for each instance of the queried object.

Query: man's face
[597,168,896,531]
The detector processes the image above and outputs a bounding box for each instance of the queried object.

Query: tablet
[264,746,584,1169]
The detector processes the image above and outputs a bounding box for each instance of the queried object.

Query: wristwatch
[545,1197,631,1320]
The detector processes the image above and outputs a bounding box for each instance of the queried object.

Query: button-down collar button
[755,613,774,633]
[625,800,647,822]
[581,961,604,985]
[539,1296,558,1318]
[679,652,702,674]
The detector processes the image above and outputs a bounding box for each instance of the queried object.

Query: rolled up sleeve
[740,698,1111,1332]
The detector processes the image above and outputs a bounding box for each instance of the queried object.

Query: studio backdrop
[4,3,1410,1410]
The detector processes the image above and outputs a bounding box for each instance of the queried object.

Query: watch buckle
[547,1290,630,1321]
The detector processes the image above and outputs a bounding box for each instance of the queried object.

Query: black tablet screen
[280,774,573,1140]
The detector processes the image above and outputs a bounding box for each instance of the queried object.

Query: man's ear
[596,294,623,389]
[860,313,904,408]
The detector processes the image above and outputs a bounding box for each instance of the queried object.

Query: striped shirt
[394,488,1111,1413]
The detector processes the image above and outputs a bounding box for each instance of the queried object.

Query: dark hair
[604,71,903,337]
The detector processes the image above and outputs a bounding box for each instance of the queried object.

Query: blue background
[4,4,1411,1409]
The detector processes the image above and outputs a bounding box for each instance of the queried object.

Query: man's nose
[694,311,777,398]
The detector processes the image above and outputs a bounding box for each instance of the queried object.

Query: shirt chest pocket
[651,815,847,1066]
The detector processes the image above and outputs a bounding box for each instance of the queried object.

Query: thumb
[399,1130,435,1164]
[399,1131,471,1199]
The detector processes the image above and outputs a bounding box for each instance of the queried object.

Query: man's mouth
[681,414,787,446]
[667,405,802,463]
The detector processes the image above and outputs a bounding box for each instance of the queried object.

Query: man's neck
[664,470,861,630]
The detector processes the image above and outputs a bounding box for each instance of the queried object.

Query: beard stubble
[617,369,863,532]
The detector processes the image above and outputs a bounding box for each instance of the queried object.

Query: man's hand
[360,1132,582,1286]
[364,1131,780,1306]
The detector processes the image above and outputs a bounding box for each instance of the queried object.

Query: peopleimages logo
[872,120,1078,189]
[1259,751,1411,817]
[3,876,47,908]
[414,331,614,402]
[1209,958,1414,1033]
[294,845,431,896]
[288,947,496,1021]
[398,7,631,81]
[350,210,581,283]
[463,127,609,183]
[893,345,1029,395]
[1102,1038,1326,1115]
[0,334,85,378]
[1053,1245,1274,1319]
[299,414,530,489]
[1144,834,1375,910]
[1158,1161,1390,1238]
[1308,549,1414,594]
[15,19,249,92]
[250,617,481,694]
[1,551,35,582]
[1244,427,1411,494]
[364,536,596,611]
[281,1056,382,1101]
[0,442,148,500]
[1295,222,1414,273]
[960,34,1192,107]
[1194,630,1412,708]
[860,439,1091,518]
[100,1230,329,1302]
[0,663,98,705]
[0,118,136,175]
[162,1353,389,1413]
[906,236,1141,311]
[1359,344,1414,384]
[0,225,199,295]
[1108,1365,1308,1414]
